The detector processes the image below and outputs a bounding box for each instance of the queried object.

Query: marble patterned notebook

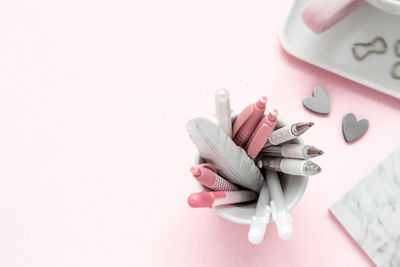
[330,148,400,267]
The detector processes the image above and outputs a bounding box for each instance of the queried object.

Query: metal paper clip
[395,40,400,58]
[352,37,387,61]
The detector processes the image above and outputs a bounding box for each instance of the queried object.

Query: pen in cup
[232,96,267,147]
[245,109,279,158]
[248,180,271,245]
[261,144,324,159]
[187,191,258,208]
[265,122,314,146]
[265,170,293,240]
[257,158,321,176]
[215,88,232,138]
[190,163,239,191]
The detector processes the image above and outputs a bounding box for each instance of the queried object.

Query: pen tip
[308,122,314,127]
[307,146,324,157]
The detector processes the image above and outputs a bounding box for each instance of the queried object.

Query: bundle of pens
[186,89,323,244]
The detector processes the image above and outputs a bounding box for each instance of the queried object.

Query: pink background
[0,0,399,266]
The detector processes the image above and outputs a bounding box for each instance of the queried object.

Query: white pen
[257,158,321,176]
[265,170,293,240]
[215,88,232,138]
[261,144,324,159]
[266,122,314,146]
[248,180,271,245]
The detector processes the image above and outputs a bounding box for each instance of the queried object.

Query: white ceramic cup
[194,119,309,225]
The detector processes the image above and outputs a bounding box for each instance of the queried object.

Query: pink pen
[232,96,267,147]
[187,191,258,208]
[190,164,239,191]
[245,109,279,158]
[302,0,365,34]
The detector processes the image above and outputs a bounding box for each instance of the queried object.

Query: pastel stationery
[266,170,293,240]
[245,109,279,158]
[248,180,271,245]
[215,88,232,138]
[187,191,258,208]
[258,158,321,176]
[186,117,263,192]
[261,144,324,159]
[232,96,267,147]
[190,163,239,191]
[302,0,365,34]
[330,148,400,267]
[267,122,314,146]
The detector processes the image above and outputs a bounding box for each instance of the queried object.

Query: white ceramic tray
[280,0,400,99]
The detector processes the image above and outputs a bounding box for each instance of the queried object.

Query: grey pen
[261,144,324,159]
[265,122,314,146]
[257,157,321,176]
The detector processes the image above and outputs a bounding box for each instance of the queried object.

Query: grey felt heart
[342,113,369,142]
[303,86,330,115]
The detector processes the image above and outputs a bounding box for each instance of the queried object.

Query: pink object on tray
[302,0,365,33]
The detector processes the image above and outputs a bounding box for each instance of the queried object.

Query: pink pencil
[245,109,279,158]
[190,164,239,191]
[232,96,267,147]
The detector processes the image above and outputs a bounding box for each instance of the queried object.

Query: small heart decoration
[303,86,330,115]
[342,113,369,142]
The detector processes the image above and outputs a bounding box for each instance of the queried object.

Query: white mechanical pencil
[248,180,271,245]
[215,88,232,138]
[265,170,293,240]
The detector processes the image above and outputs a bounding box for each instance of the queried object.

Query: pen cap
[248,213,270,245]
[271,201,293,240]
[194,117,309,225]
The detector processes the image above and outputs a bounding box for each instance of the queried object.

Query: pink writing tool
[302,0,365,34]
[187,190,258,208]
[190,164,239,191]
[245,109,279,158]
[232,96,267,147]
